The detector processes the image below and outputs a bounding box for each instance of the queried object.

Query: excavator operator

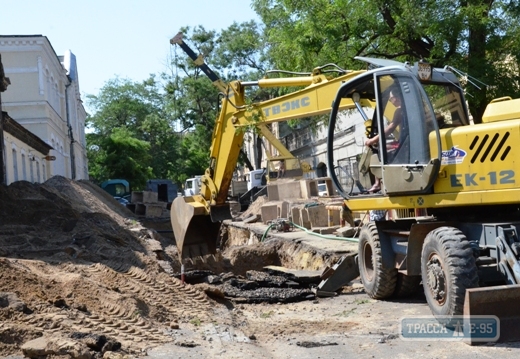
[364,86,407,193]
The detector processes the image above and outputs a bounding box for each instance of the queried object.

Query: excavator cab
[329,68,443,197]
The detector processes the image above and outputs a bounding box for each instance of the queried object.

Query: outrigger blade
[464,284,520,343]
[170,196,231,259]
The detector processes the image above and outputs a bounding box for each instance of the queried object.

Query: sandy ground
[144,285,520,359]
[0,177,519,359]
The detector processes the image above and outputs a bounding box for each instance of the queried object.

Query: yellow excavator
[170,34,520,340]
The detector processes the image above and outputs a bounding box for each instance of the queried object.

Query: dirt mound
[241,195,268,218]
[0,177,215,357]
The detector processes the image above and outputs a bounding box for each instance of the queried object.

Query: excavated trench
[175,223,353,304]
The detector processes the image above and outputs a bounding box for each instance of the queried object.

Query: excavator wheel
[358,223,397,299]
[421,226,479,322]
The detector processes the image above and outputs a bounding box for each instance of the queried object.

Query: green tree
[86,76,181,188]
[252,0,520,122]
[87,128,153,189]
[86,22,270,189]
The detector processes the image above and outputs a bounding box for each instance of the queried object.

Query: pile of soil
[0,177,216,358]
[0,177,350,358]
[241,195,268,219]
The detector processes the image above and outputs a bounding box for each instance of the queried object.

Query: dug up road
[0,177,519,359]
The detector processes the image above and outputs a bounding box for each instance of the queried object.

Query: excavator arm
[171,32,298,175]
[170,33,369,259]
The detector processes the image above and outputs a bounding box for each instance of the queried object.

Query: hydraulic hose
[261,220,359,243]
[290,221,359,242]
[261,222,277,242]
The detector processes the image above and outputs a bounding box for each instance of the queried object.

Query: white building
[2,111,53,184]
[0,35,88,184]
[241,111,368,190]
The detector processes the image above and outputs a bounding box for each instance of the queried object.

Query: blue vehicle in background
[101,179,131,201]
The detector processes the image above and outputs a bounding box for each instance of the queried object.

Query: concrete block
[261,203,279,223]
[300,207,311,229]
[135,203,146,216]
[312,226,340,235]
[243,214,260,224]
[335,226,359,238]
[277,181,302,199]
[317,253,360,294]
[267,184,279,201]
[146,204,164,217]
[291,206,301,226]
[132,191,144,203]
[289,204,307,227]
[322,177,335,196]
[126,203,136,213]
[300,179,318,199]
[280,201,289,218]
[306,205,328,227]
[327,207,340,226]
[143,191,158,203]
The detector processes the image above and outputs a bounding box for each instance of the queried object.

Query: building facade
[2,111,53,184]
[0,35,88,184]
[280,111,369,190]
[241,111,368,191]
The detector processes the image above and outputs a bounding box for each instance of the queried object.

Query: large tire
[421,227,479,321]
[394,273,422,298]
[358,223,397,299]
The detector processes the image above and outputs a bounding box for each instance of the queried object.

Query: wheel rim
[363,241,374,281]
[426,253,446,305]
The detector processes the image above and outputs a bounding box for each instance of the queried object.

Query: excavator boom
[170,33,366,258]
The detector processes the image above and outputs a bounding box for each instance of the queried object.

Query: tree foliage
[251,0,520,122]
[86,77,180,189]
[87,128,153,189]
[86,1,520,186]
[86,23,269,188]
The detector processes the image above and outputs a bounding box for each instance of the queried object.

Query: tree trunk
[466,0,493,123]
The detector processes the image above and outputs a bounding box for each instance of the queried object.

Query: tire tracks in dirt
[12,259,217,352]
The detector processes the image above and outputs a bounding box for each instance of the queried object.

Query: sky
[0,0,259,109]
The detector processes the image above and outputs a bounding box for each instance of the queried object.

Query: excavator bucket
[464,284,520,343]
[170,196,230,259]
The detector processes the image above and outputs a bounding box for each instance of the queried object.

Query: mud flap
[464,284,520,343]
[171,196,229,259]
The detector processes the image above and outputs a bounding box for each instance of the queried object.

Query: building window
[12,148,18,182]
[53,82,59,112]
[21,153,27,181]
[30,159,34,183]
[36,161,40,183]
